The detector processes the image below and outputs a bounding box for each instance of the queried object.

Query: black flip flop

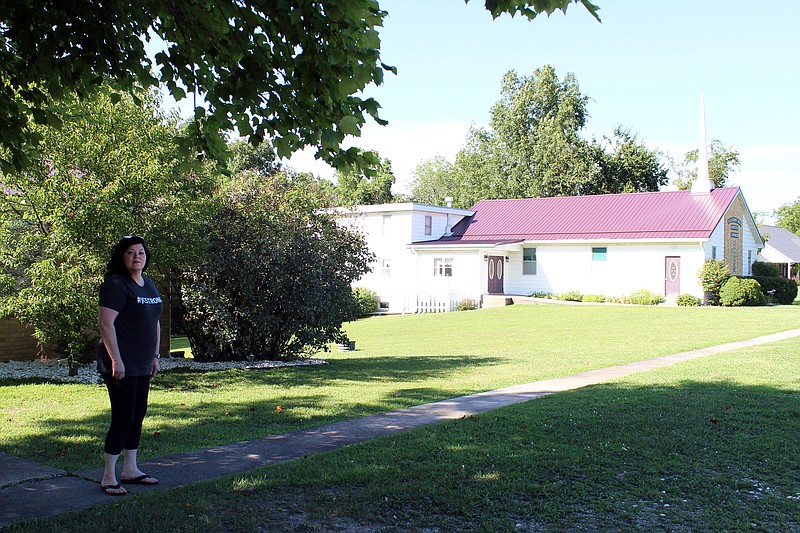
[101,483,127,496]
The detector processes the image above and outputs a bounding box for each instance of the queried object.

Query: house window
[592,247,607,261]
[523,247,537,275]
[424,215,432,236]
[381,258,391,276]
[711,246,717,259]
[382,215,391,234]
[747,250,752,275]
[433,258,453,277]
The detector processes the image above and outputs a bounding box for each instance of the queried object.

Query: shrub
[581,294,606,303]
[558,290,583,302]
[180,173,374,361]
[748,276,798,305]
[529,291,555,299]
[455,298,479,311]
[676,294,702,307]
[351,287,379,317]
[628,288,665,305]
[719,277,764,307]
[751,261,780,277]
[700,259,731,305]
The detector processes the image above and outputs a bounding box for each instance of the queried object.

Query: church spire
[691,95,715,195]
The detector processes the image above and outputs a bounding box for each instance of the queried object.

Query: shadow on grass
[12,379,799,532]
[159,353,506,385]
[194,379,799,532]
[0,354,504,472]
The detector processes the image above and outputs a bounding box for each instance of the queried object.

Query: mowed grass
[1,304,798,476]
[9,324,800,532]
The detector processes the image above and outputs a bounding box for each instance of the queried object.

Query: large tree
[671,140,741,190]
[335,156,396,206]
[411,66,665,207]
[775,198,800,236]
[0,0,599,174]
[0,92,214,361]
[587,127,668,194]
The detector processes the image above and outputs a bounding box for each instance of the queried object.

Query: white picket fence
[403,293,476,314]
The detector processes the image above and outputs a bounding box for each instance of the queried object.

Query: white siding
[505,242,707,298]
[412,251,484,309]
[411,212,452,242]
[707,222,725,260]
[741,219,762,277]
[336,204,473,313]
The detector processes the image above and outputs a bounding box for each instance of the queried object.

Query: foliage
[627,288,664,305]
[719,277,764,307]
[472,0,600,20]
[178,171,373,361]
[0,92,213,362]
[335,155,395,206]
[410,66,666,207]
[749,276,798,305]
[529,291,555,299]
[409,156,458,207]
[774,197,800,235]
[751,261,779,277]
[676,293,702,307]
[558,290,583,302]
[0,1,599,175]
[227,139,282,177]
[699,259,731,305]
[455,298,479,311]
[671,140,741,190]
[0,0,394,173]
[587,127,668,194]
[581,294,607,303]
[351,287,379,318]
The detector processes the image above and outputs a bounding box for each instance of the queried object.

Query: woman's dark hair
[104,236,150,279]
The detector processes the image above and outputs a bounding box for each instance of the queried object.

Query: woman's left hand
[150,357,159,377]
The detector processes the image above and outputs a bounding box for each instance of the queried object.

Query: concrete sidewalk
[3,328,799,528]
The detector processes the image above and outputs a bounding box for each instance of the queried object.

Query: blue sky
[286,0,799,221]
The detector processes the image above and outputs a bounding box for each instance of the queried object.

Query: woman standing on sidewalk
[97,236,163,495]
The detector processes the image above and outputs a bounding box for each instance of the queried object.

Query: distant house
[338,184,763,313]
[757,225,800,279]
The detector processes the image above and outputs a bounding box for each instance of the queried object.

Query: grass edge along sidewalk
[3,327,799,530]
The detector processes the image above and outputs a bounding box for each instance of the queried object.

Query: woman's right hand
[111,358,125,380]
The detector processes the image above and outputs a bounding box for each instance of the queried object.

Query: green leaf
[338,116,361,136]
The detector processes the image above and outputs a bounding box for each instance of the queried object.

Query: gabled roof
[415,187,743,245]
[758,225,800,263]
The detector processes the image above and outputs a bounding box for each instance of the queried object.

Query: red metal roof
[418,187,741,244]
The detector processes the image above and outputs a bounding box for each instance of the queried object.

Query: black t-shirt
[97,274,163,376]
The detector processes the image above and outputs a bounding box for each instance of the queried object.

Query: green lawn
[1,305,799,474]
[7,309,799,532]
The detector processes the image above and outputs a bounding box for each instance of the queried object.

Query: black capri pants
[101,373,151,455]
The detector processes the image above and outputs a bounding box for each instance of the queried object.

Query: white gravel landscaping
[0,356,326,384]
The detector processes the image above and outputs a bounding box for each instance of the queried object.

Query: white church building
[335,101,763,313]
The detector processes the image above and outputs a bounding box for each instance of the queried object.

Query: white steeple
[691,95,715,195]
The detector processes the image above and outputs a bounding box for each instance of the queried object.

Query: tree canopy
[410,65,666,208]
[0,0,599,174]
[335,156,396,206]
[671,140,741,190]
[0,92,214,360]
[775,197,800,236]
